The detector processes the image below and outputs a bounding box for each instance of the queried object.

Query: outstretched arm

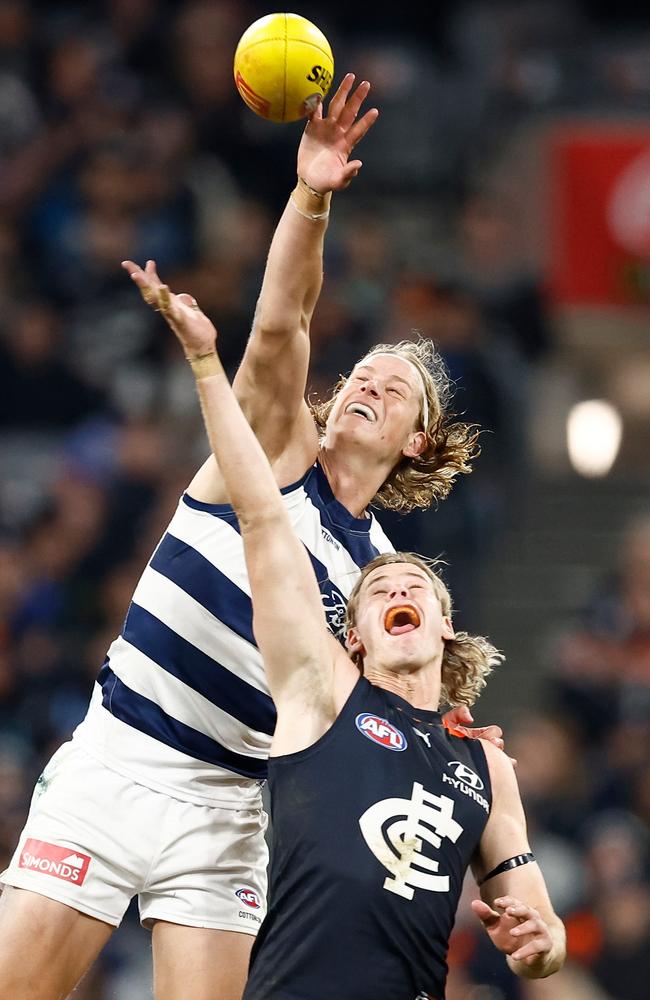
[471,741,566,979]
[229,75,379,483]
[130,276,345,725]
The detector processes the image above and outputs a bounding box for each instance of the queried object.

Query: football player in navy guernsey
[0,77,502,1000]
[155,285,566,999]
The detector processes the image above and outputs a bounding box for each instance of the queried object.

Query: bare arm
[230,75,379,482]
[129,278,350,729]
[470,741,566,979]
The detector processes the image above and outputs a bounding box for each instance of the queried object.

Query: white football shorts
[1,741,268,932]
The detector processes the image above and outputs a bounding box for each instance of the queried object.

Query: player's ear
[346,628,365,657]
[402,430,427,459]
[441,616,454,641]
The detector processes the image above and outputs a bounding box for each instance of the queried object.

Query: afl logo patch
[356,713,407,751]
[236,888,261,909]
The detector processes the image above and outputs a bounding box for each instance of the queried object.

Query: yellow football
[234,13,334,123]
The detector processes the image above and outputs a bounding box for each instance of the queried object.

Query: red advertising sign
[548,125,650,305]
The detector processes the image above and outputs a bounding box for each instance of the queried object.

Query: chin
[383,644,428,671]
[341,419,378,441]
[325,421,372,451]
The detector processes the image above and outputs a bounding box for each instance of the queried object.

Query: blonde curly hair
[345,552,503,708]
[310,338,480,514]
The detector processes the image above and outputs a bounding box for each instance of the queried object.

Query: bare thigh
[0,885,114,1000]
[152,921,254,1000]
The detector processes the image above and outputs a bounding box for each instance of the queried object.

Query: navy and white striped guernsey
[72,462,393,807]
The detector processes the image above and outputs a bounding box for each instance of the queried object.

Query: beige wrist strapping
[188,351,220,379]
[290,176,331,220]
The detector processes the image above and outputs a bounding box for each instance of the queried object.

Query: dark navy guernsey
[244,676,492,1000]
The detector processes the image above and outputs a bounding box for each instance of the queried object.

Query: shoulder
[480,738,518,787]
[479,738,524,814]
[479,738,514,777]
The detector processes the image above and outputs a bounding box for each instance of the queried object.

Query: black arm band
[477,853,536,886]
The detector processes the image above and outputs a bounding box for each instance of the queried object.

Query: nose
[389,585,410,600]
[360,381,380,398]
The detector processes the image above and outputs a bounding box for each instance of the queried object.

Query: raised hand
[122,259,216,359]
[471,896,555,970]
[297,73,379,194]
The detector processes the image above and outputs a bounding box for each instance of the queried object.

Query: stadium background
[0,1,649,997]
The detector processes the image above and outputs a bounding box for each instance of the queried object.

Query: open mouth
[345,402,376,422]
[384,605,421,635]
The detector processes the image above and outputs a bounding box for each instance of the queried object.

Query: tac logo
[236,887,261,909]
[447,761,484,790]
[18,839,91,885]
[356,713,407,751]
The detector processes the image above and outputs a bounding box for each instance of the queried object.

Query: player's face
[324,356,426,463]
[347,563,454,673]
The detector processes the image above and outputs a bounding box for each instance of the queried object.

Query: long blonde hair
[345,552,503,707]
[310,338,480,514]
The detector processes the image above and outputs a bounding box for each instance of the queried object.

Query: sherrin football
[234,13,334,123]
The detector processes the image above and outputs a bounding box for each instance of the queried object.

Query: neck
[318,444,393,518]
[363,662,442,712]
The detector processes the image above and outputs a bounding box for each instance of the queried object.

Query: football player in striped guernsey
[0,76,499,1000]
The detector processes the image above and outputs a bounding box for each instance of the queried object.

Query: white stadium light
[566,400,623,478]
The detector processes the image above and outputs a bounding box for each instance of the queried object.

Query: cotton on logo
[236,888,261,909]
[356,714,407,751]
[19,839,91,885]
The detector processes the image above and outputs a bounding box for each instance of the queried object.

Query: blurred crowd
[448,514,650,1000]
[0,1,649,997]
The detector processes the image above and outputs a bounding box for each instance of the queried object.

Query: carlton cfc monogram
[359,782,464,899]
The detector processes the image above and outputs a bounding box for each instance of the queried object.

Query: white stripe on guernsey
[131,568,269,695]
[107,635,270,757]
[166,501,252,594]
[369,516,395,555]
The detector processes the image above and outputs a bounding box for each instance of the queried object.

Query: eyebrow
[353,366,413,391]
[365,571,431,588]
